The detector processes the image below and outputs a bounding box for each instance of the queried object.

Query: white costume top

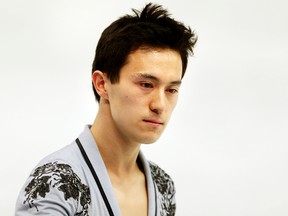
[15,126,176,215]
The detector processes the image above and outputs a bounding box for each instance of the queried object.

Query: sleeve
[15,161,91,216]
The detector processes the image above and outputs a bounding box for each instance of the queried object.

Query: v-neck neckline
[78,125,157,216]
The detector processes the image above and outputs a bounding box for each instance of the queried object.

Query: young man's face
[105,48,182,145]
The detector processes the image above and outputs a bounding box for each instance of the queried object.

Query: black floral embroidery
[23,161,91,215]
[149,162,176,216]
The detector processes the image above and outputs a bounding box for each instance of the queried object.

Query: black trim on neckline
[76,138,114,216]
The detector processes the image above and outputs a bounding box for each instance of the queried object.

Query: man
[15,2,197,216]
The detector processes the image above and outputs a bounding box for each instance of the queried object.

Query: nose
[149,90,166,114]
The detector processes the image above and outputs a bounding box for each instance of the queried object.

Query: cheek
[120,85,148,106]
[122,94,147,115]
[111,94,144,129]
[110,89,144,117]
[168,96,179,111]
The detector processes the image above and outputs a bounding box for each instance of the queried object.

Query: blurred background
[1,0,287,215]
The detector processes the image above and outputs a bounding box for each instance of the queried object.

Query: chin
[131,130,164,145]
[141,141,157,145]
[139,136,161,145]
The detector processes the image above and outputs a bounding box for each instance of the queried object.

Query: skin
[90,47,182,216]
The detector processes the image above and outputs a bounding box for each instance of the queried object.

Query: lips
[143,119,164,125]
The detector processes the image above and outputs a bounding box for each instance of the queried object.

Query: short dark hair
[92,2,197,102]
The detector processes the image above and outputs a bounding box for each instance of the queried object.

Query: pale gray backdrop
[1,0,288,215]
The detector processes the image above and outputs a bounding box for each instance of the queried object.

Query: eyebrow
[133,73,182,85]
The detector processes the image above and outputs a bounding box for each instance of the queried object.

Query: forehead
[121,48,183,82]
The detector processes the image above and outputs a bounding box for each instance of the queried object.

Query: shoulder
[27,161,90,201]
[148,161,176,215]
[16,143,91,215]
[149,161,175,190]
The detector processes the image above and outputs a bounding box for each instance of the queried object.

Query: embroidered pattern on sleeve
[149,162,176,216]
[23,161,91,216]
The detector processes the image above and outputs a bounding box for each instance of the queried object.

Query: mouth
[143,119,164,126]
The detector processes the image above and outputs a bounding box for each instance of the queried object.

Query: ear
[92,70,109,100]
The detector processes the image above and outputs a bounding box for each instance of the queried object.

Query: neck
[90,101,142,177]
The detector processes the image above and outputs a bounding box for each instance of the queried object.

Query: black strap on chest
[76,138,114,216]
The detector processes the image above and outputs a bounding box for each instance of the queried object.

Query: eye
[167,88,178,94]
[140,82,153,88]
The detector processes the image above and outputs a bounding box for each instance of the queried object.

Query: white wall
[1,0,288,215]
